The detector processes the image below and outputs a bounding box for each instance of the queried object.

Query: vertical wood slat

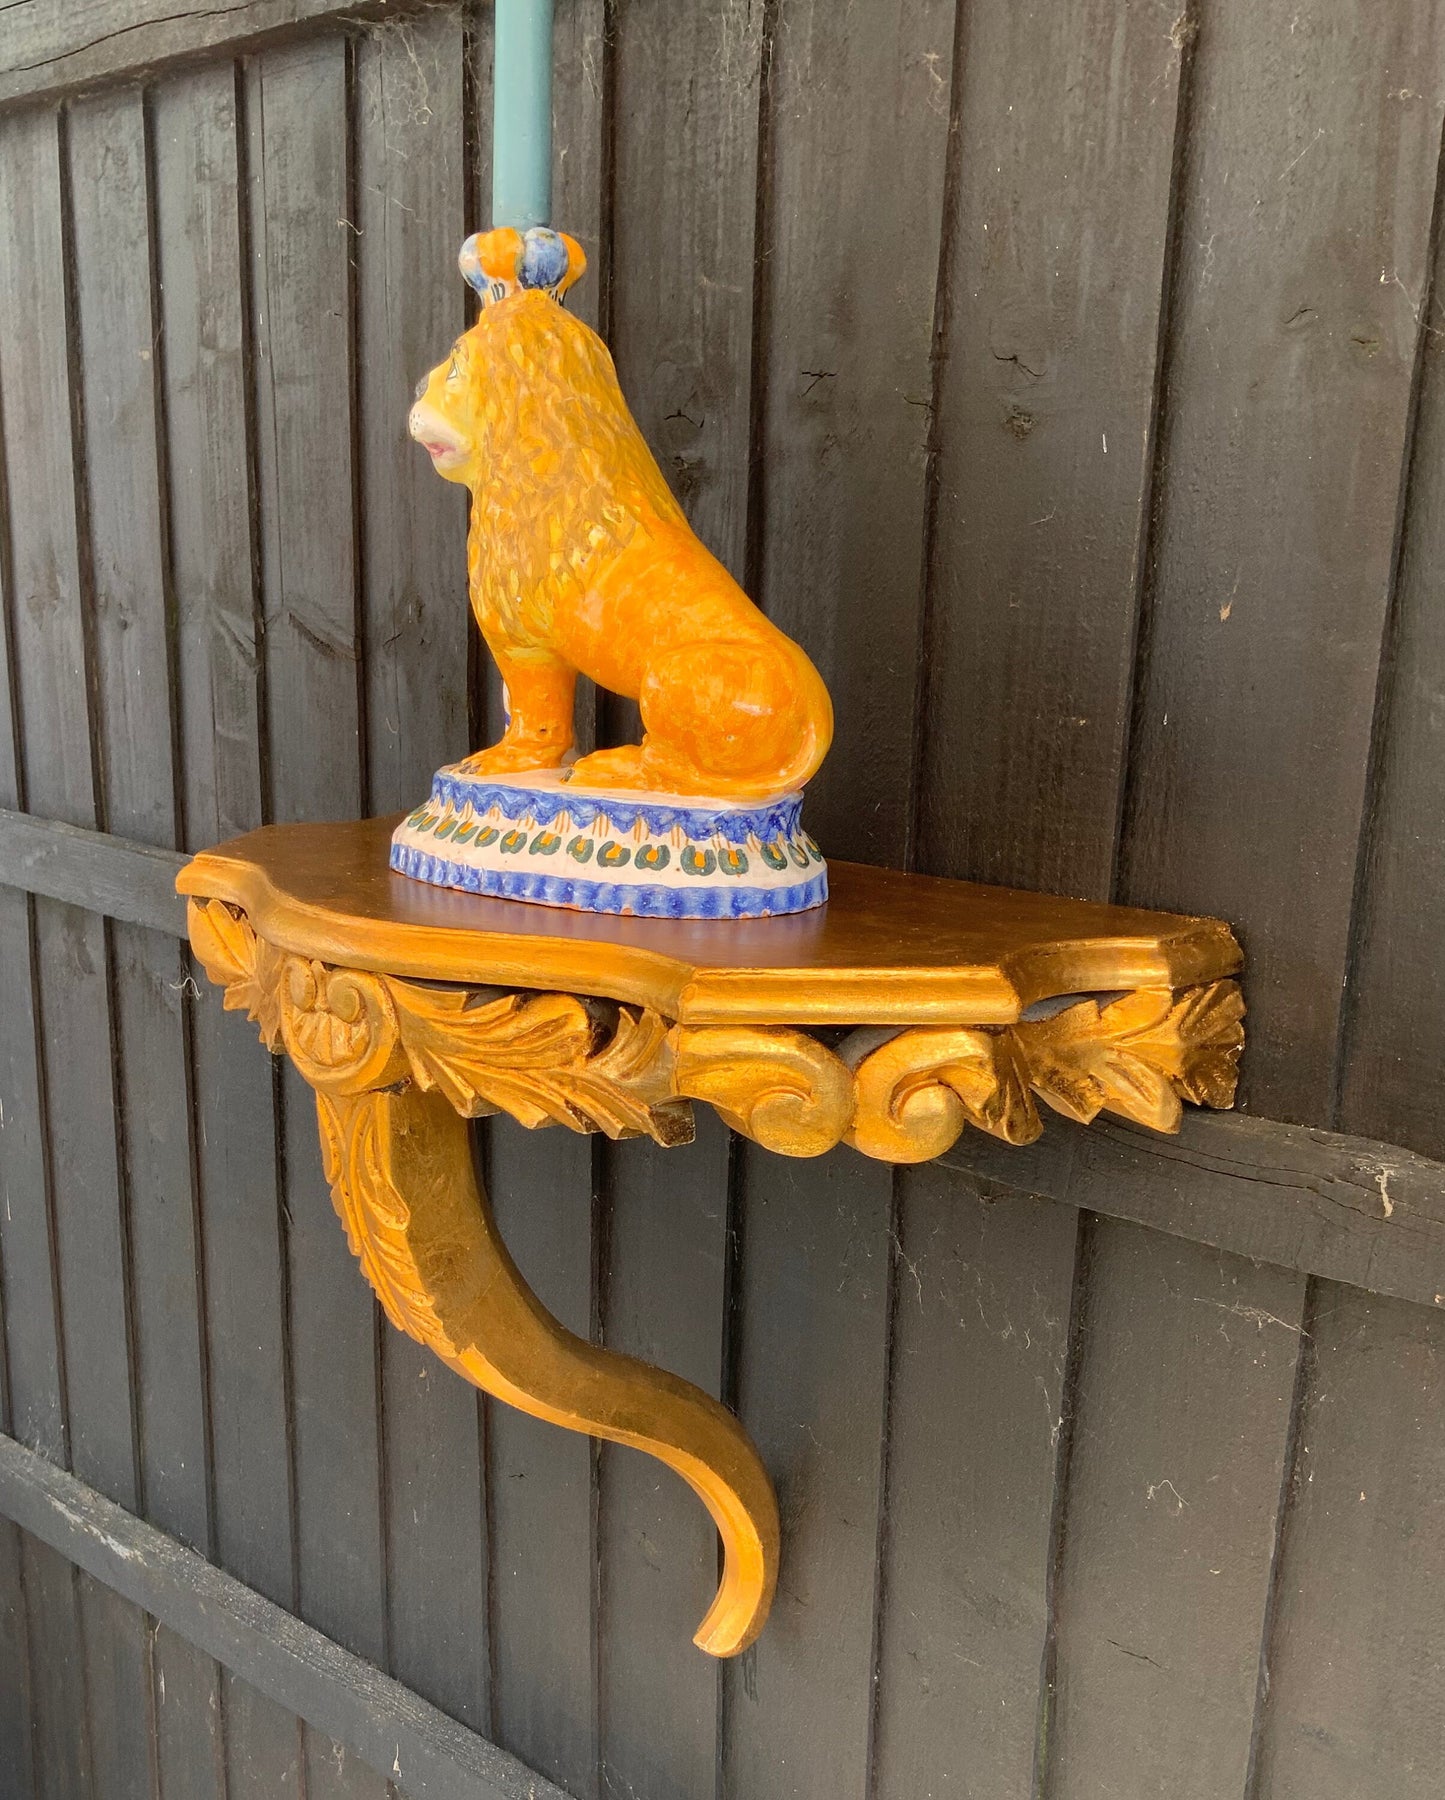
[1042,1223,1305,1800]
[1338,146,1445,1162]
[486,1124,598,1795]
[353,8,490,1739]
[882,2,1195,1791]
[0,98,79,1800]
[245,34,391,1800]
[723,1149,892,1800]
[756,0,955,869]
[1119,0,1445,1122]
[917,0,1190,899]
[1251,1284,1445,1800]
[0,97,138,1800]
[154,55,307,1800]
[596,1119,731,1800]
[0,1519,36,1800]
[69,77,229,1800]
[0,1162,36,1798]
[871,1170,1078,1799]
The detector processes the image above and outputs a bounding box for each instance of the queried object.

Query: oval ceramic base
[390,767,828,919]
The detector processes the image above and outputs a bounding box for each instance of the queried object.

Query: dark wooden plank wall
[2,2,1445,1797]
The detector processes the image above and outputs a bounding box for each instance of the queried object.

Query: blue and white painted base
[390,766,828,919]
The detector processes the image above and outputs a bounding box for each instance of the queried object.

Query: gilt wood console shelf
[179,816,1244,1657]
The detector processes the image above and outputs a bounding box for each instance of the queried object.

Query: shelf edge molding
[184,868,1244,1657]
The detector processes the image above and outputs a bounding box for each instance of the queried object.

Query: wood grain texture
[71,81,227,1800]
[70,77,212,1551]
[0,1519,36,1800]
[597,1118,731,1800]
[0,1432,566,1800]
[872,1166,1079,1798]
[155,59,293,1796]
[1042,1221,1303,1799]
[1338,172,1445,1160]
[754,0,953,867]
[723,1148,892,1800]
[485,1120,598,1797]
[1252,1283,1445,1800]
[0,806,185,930]
[356,9,469,816]
[1120,0,1445,1121]
[0,0,418,108]
[947,1108,1445,1311]
[246,44,390,1800]
[918,0,1188,899]
[154,65,305,1800]
[21,1533,94,1798]
[0,1273,36,1800]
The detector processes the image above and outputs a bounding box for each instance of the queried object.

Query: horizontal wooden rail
[0,806,186,934]
[0,0,426,111]
[945,1108,1445,1313]
[0,1433,568,1800]
[4,804,1443,1306]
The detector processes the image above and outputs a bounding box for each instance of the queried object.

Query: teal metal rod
[492,0,554,229]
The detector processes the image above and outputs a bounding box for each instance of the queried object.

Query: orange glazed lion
[407,227,832,800]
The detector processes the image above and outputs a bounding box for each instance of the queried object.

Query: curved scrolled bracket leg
[316,1079,779,1656]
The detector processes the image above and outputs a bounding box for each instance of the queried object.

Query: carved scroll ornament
[187,895,1242,1657]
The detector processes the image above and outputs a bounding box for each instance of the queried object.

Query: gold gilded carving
[387,981,692,1144]
[186,890,1242,1659]
[1013,980,1245,1133]
[846,1027,1042,1163]
[315,1082,778,1655]
[671,1023,856,1158]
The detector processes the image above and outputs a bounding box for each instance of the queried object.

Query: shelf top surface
[178,816,1242,1025]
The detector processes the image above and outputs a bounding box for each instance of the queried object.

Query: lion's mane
[462,292,685,643]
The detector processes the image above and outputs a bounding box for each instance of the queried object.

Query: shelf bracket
[182,833,1243,1658]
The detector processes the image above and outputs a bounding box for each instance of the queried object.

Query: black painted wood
[1250,1284,1445,1799]
[871,1166,1078,1798]
[1043,1221,1304,1799]
[724,1149,893,1800]
[754,0,953,870]
[0,0,419,109]
[0,1239,36,1800]
[486,1121,598,1796]
[154,55,308,1800]
[597,1118,731,1800]
[1119,0,1445,1122]
[0,1436,568,1800]
[0,806,185,930]
[917,0,1189,901]
[948,1110,1445,1313]
[1339,141,1445,1163]
[246,36,392,1800]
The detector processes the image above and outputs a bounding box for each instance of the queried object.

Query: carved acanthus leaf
[187,898,283,1047]
[317,1091,452,1352]
[388,981,691,1144]
[1013,980,1244,1132]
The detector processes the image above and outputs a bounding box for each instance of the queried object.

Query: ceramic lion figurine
[407,227,832,800]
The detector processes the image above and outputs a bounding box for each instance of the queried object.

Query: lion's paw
[454,744,566,779]
[566,746,648,790]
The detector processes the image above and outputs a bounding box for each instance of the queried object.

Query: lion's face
[408,333,479,484]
